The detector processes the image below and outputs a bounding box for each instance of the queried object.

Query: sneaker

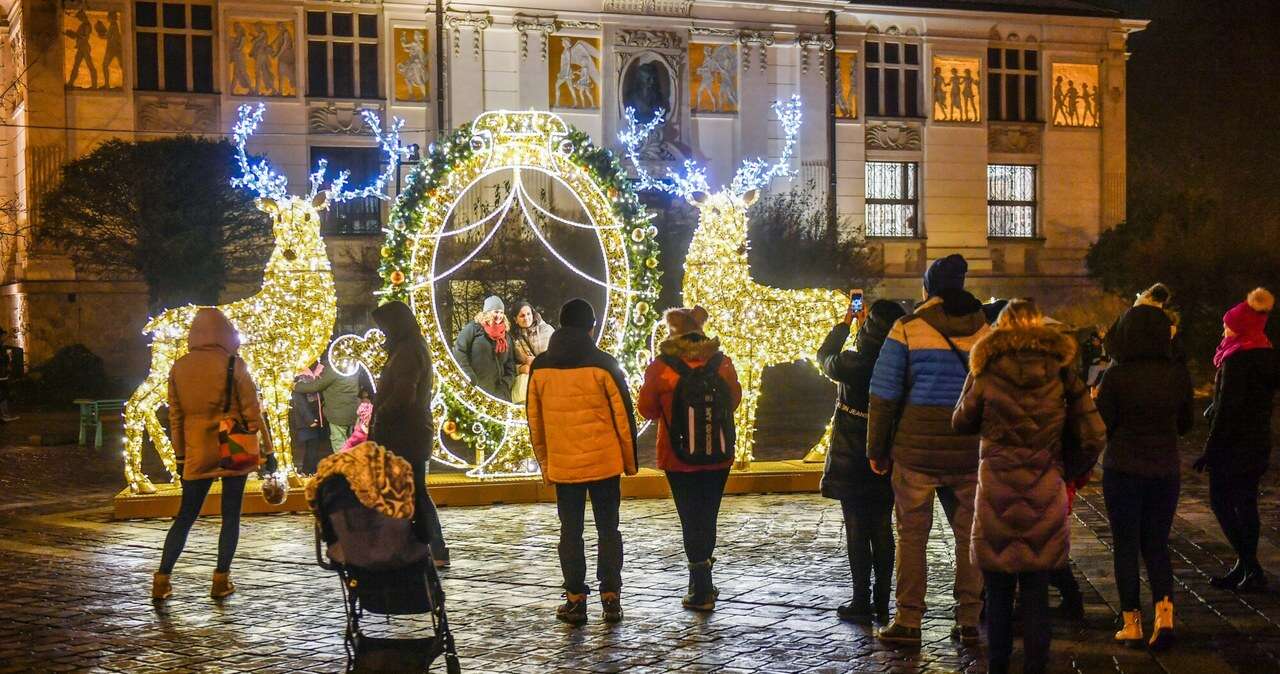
[557,593,588,626]
[601,592,623,623]
[876,621,922,646]
[836,600,874,624]
[950,624,981,646]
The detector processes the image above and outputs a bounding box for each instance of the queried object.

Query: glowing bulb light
[122,104,405,493]
[621,94,844,466]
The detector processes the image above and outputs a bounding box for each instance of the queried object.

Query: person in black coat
[1095,302,1194,649]
[369,300,449,566]
[1195,288,1279,593]
[819,298,906,624]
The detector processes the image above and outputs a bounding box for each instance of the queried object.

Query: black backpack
[660,353,736,465]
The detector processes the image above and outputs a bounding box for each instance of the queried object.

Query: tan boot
[211,571,236,599]
[1149,597,1175,650]
[1114,610,1143,647]
[151,572,172,600]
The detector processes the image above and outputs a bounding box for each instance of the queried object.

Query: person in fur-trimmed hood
[1195,287,1279,595]
[952,299,1105,674]
[638,305,742,612]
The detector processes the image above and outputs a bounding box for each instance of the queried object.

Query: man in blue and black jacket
[866,254,991,647]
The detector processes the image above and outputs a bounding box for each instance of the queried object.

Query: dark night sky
[1106,0,1280,211]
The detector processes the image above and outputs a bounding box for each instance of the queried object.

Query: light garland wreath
[331,111,660,479]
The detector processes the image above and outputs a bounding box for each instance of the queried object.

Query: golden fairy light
[621,96,846,466]
[122,103,407,494]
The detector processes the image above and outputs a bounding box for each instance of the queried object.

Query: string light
[122,104,403,494]
[337,110,660,478]
[621,94,843,466]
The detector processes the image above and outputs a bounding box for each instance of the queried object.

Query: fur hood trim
[659,333,722,361]
[970,325,1076,376]
[1248,287,1275,313]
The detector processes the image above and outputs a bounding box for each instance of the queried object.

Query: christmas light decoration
[122,103,407,494]
[621,94,845,466]
[338,110,659,478]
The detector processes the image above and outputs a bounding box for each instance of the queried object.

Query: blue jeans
[159,475,247,574]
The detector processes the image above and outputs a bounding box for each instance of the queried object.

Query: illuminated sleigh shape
[123,103,409,494]
[329,110,660,479]
[619,95,847,466]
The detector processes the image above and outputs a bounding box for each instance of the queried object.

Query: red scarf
[483,319,509,353]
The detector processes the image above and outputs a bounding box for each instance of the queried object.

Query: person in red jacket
[638,306,742,611]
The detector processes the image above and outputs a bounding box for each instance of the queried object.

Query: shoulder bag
[218,355,261,471]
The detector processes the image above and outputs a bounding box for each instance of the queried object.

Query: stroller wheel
[446,654,461,674]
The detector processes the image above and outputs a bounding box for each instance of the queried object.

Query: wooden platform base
[111,461,823,519]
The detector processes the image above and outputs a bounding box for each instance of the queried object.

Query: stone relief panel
[1051,62,1100,128]
[308,100,384,135]
[227,19,296,97]
[394,28,429,102]
[603,0,694,17]
[63,7,124,90]
[136,94,219,133]
[931,55,981,123]
[988,123,1042,154]
[689,43,736,114]
[835,51,857,119]
[617,30,681,50]
[866,121,921,151]
[549,36,602,109]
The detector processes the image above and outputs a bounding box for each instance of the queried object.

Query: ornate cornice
[738,30,774,73]
[603,0,694,17]
[616,29,682,50]
[514,14,555,62]
[445,11,492,58]
[796,33,834,76]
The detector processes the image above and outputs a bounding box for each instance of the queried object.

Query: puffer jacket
[527,327,638,484]
[453,319,516,400]
[818,313,896,504]
[167,308,266,481]
[867,290,991,475]
[1095,306,1193,479]
[368,302,434,472]
[1204,347,1279,475]
[637,333,742,473]
[952,325,1105,573]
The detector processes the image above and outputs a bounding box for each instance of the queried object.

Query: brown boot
[1114,610,1143,648]
[211,572,236,599]
[152,572,172,600]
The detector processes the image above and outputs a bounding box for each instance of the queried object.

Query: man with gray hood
[866,254,991,646]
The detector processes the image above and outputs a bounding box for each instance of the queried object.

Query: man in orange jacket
[527,298,638,625]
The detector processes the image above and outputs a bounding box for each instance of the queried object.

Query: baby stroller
[311,447,459,673]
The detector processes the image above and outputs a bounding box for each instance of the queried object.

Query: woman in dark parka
[1195,288,1279,594]
[953,300,1105,674]
[369,300,449,565]
[819,298,906,624]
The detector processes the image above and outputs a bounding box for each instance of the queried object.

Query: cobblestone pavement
[4,412,1280,672]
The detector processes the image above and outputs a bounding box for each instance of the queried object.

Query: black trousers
[840,498,894,609]
[1103,470,1179,610]
[665,469,730,564]
[411,460,448,559]
[159,475,248,574]
[985,570,1050,674]
[1210,469,1264,568]
[556,476,622,595]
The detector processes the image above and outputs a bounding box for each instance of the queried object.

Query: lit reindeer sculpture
[122,103,408,494]
[620,95,847,467]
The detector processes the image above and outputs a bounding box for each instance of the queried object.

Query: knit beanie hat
[559,298,596,330]
[483,295,504,314]
[665,306,709,337]
[1224,288,1275,337]
[923,254,968,297]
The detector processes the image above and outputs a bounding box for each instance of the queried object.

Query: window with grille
[987,164,1037,238]
[306,10,379,98]
[987,48,1039,122]
[311,146,383,234]
[134,1,214,92]
[865,161,918,237]
[864,40,922,118]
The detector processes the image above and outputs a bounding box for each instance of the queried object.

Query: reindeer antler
[231,103,289,201]
[729,94,803,195]
[309,110,411,203]
[618,107,710,199]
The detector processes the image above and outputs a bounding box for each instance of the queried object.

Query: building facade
[0,0,1143,379]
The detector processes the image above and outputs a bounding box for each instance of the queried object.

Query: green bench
[74,398,126,449]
